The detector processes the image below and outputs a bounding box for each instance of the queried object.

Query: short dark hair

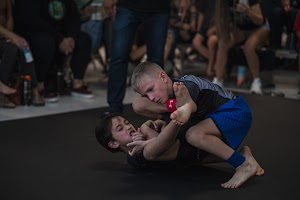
[95,113,124,153]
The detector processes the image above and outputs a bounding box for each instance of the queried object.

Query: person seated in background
[212,0,269,94]
[167,0,198,64]
[267,0,300,49]
[0,0,44,108]
[77,1,104,60]
[192,0,217,79]
[79,0,116,73]
[13,0,94,101]
[293,9,300,97]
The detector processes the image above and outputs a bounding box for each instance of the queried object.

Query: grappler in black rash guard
[95,78,264,189]
[130,61,264,188]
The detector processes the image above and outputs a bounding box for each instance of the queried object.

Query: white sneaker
[250,78,263,95]
[212,77,223,87]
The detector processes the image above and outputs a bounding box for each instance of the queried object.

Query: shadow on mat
[89,160,259,196]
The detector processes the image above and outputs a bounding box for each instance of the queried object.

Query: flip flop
[0,93,16,108]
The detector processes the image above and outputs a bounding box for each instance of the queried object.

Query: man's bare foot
[240,146,264,176]
[221,159,257,188]
[0,81,16,95]
[170,82,196,125]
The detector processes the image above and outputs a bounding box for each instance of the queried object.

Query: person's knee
[185,127,206,147]
[192,35,202,48]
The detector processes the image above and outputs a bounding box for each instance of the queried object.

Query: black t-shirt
[14,0,80,43]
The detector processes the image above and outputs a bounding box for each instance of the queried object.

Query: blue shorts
[205,96,252,150]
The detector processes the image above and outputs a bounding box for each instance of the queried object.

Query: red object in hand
[166,98,177,113]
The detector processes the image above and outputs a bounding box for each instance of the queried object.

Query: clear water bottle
[22,75,32,105]
[24,47,34,63]
[237,65,246,87]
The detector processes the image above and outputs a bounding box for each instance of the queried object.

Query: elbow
[143,151,158,161]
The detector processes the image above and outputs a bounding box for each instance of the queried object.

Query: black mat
[1,93,300,200]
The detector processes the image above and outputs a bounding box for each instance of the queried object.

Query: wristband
[166,98,177,113]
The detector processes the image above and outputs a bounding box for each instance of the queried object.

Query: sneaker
[71,86,94,98]
[43,91,59,103]
[297,90,300,98]
[250,78,263,95]
[212,77,223,87]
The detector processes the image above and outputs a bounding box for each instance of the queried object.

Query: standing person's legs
[107,7,141,113]
[103,17,115,65]
[144,11,169,69]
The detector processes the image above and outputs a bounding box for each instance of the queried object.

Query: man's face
[136,73,170,104]
[110,116,137,146]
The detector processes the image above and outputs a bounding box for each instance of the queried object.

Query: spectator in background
[267,0,300,49]
[13,0,93,102]
[192,0,217,78]
[213,0,269,95]
[167,0,197,65]
[77,0,104,56]
[103,0,190,114]
[293,9,300,96]
[77,0,116,73]
[0,0,44,108]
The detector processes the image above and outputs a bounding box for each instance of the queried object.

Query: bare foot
[240,146,264,176]
[170,82,196,125]
[0,81,16,95]
[221,159,257,188]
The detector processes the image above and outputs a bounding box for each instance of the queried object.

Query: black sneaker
[41,91,59,103]
[71,86,94,98]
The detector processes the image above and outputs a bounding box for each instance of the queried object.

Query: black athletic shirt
[174,75,234,122]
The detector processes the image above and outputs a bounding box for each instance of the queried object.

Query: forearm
[0,25,12,39]
[246,4,264,25]
[143,121,180,160]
